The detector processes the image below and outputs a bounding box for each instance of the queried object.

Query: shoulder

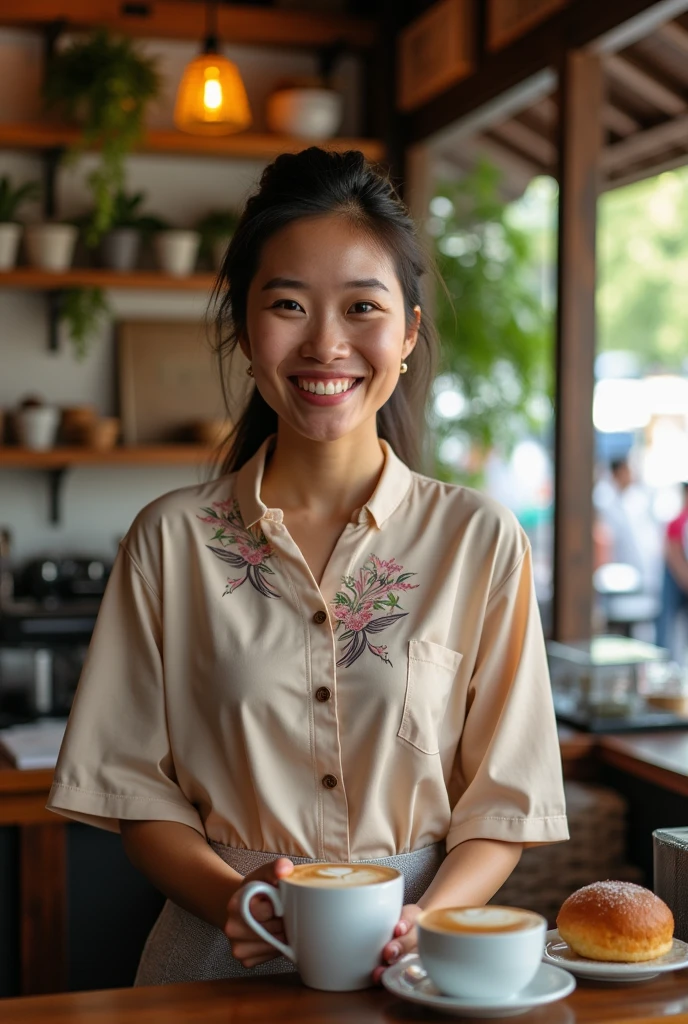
[405,470,529,586]
[121,475,237,573]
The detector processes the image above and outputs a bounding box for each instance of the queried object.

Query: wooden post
[552,50,603,641]
[20,823,68,995]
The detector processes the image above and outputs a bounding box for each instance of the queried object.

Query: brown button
[316,687,331,703]
[322,774,338,789]
[312,610,328,625]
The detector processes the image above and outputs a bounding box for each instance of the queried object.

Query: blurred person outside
[656,483,688,661]
[593,457,662,597]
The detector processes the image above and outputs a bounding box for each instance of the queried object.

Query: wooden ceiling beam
[482,129,549,173]
[489,119,556,166]
[0,0,376,48]
[602,109,688,170]
[654,19,688,55]
[603,103,640,136]
[605,53,686,115]
[604,148,688,189]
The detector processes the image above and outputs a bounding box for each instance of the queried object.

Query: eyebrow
[261,276,390,292]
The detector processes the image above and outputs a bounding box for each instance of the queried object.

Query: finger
[372,965,387,985]
[249,895,279,923]
[394,920,409,937]
[233,937,287,966]
[241,951,283,969]
[383,929,417,964]
[225,914,285,941]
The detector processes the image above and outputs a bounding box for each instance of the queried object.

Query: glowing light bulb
[203,70,223,111]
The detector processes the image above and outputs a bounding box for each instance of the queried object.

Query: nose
[298,313,350,363]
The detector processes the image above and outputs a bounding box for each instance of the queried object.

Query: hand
[224,857,294,968]
[373,903,423,984]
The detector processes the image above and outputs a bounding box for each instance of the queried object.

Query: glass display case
[547,635,684,732]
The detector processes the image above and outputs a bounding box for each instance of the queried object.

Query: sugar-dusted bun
[557,881,674,962]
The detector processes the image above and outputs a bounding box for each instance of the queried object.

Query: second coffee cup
[418,905,547,1000]
[239,862,403,991]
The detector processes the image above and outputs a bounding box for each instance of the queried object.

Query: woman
[48,148,568,985]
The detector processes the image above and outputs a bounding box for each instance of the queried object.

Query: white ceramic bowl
[266,88,343,140]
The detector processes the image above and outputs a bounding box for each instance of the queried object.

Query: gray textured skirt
[135,841,445,985]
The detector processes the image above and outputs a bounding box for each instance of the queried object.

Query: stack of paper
[0,718,67,769]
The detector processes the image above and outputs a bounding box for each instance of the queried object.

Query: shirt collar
[235,436,412,531]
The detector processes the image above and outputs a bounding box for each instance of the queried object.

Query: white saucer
[381,955,575,1018]
[543,929,688,982]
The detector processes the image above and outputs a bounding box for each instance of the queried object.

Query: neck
[260,420,385,522]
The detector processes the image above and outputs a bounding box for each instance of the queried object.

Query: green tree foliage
[598,167,688,369]
[428,163,553,482]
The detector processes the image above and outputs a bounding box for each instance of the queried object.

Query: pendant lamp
[174,0,252,135]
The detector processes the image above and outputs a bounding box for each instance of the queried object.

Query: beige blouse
[48,438,568,860]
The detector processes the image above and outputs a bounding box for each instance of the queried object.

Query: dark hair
[610,457,629,475]
[212,147,438,474]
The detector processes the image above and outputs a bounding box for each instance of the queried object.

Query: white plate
[543,929,688,982]
[381,955,575,1018]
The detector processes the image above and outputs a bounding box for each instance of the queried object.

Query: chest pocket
[398,639,463,754]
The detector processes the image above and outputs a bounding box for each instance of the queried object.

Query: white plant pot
[154,230,201,277]
[24,224,78,272]
[0,223,22,271]
[16,406,60,451]
[102,228,141,272]
[212,235,233,272]
[266,88,343,140]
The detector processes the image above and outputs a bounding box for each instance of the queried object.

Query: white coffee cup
[239,862,403,991]
[417,905,547,1000]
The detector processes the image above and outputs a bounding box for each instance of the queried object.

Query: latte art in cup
[421,905,543,934]
[288,863,398,888]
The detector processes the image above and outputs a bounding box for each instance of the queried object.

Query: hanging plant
[43,29,161,246]
[59,287,111,360]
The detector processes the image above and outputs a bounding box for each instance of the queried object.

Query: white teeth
[296,377,357,395]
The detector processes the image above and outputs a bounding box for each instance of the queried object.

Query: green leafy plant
[59,287,110,360]
[0,176,40,222]
[196,208,240,256]
[428,162,554,485]
[43,30,160,246]
[74,188,166,237]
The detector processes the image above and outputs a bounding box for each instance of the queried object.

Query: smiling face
[241,213,420,445]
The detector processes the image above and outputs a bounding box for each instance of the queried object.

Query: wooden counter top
[598,732,688,799]
[3,969,688,1022]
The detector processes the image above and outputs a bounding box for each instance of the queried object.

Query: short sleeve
[446,545,568,852]
[46,542,204,836]
[667,516,682,542]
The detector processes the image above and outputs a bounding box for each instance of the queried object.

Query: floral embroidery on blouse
[198,499,280,599]
[331,555,418,667]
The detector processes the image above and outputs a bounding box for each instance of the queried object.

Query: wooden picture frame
[118,320,229,444]
[487,0,567,52]
[397,0,474,113]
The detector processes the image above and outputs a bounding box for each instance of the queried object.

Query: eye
[349,301,378,314]
[272,299,304,312]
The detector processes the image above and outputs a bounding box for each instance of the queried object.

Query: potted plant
[43,29,160,246]
[196,209,239,271]
[15,395,60,451]
[100,189,166,271]
[266,74,343,140]
[0,177,40,270]
[154,220,201,277]
[59,287,111,360]
[24,220,79,272]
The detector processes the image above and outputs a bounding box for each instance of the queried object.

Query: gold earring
[400,361,408,374]
[246,365,254,377]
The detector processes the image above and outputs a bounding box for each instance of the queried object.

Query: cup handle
[238,881,295,962]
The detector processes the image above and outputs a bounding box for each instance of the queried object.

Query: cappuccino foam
[421,906,542,934]
[288,863,398,888]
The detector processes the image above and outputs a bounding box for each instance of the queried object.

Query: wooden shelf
[0,268,217,291]
[0,3,376,49]
[0,445,214,469]
[0,123,386,163]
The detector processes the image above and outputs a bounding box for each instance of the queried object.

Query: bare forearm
[418,839,523,911]
[120,819,242,930]
[666,540,688,591]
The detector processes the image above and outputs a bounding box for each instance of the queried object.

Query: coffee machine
[0,546,111,724]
